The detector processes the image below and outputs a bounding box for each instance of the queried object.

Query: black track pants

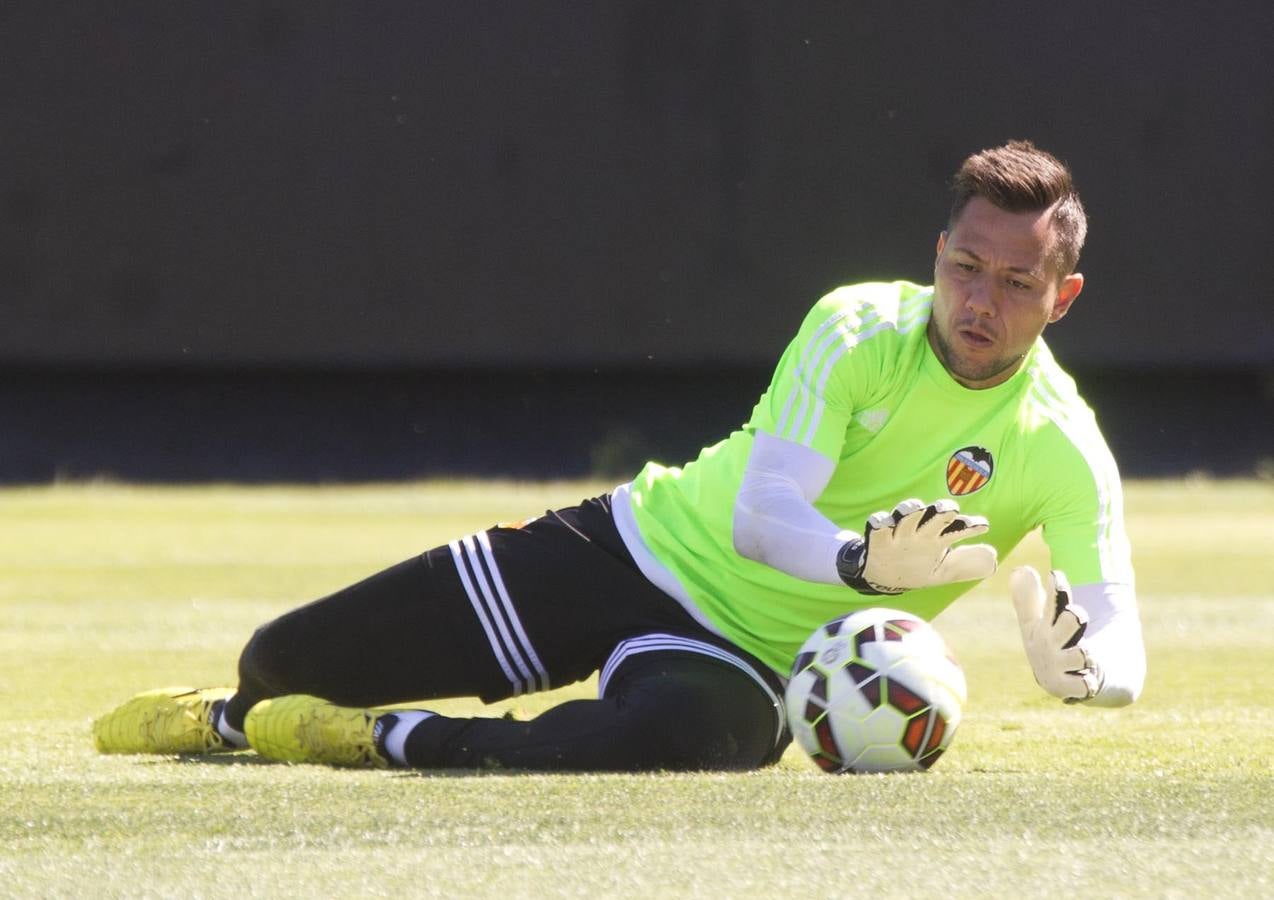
[225,495,791,771]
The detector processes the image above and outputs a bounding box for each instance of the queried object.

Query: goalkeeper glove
[1011,566,1102,702]
[835,498,998,594]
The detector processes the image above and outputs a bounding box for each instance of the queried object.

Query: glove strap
[835,538,901,595]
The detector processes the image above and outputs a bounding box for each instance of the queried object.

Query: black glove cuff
[836,537,903,595]
[836,538,876,593]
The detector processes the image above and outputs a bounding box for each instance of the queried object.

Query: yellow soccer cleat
[93,686,237,755]
[245,695,390,768]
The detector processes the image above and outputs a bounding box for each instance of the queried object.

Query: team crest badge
[946,446,994,496]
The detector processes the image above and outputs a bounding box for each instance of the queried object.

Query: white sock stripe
[382,710,435,766]
[475,530,550,692]
[215,703,248,749]
[449,539,525,695]
[461,535,538,692]
[598,633,785,745]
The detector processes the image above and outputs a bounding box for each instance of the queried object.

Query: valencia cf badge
[946,446,994,496]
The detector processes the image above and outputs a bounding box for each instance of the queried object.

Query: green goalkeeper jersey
[625,281,1133,675]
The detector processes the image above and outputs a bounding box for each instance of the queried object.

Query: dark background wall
[1,2,1270,481]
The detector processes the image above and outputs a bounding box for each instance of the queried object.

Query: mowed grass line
[1,479,1271,898]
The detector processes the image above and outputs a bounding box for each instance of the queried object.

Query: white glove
[836,498,998,594]
[1011,566,1102,702]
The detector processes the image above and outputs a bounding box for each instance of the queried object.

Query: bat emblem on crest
[946,446,994,496]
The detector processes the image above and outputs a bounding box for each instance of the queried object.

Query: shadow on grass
[161,751,563,778]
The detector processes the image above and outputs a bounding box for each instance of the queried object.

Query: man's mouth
[956,326,994,349]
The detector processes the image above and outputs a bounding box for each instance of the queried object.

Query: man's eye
[956,262,976,272]
[1009,279,1032,290]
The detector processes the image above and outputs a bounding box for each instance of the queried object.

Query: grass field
[1,478,1271,897]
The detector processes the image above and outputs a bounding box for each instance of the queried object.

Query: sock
[378,710,436,766]
[212,700,248,749]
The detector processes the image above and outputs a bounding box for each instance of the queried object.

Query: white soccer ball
[785,608,967,773]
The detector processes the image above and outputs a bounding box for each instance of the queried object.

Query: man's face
[928,196,1084,389]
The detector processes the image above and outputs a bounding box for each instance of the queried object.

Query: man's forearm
[1071,582,1145,707]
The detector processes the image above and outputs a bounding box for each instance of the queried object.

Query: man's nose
[964,279,997,316]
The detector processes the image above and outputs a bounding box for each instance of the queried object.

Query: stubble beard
[927,321,1023,388]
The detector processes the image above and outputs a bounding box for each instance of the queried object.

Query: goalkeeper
[94,140,1146,771]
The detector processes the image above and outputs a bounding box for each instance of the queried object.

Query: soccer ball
[786,608,967,773]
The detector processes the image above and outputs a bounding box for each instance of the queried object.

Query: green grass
[2,479,1272,897]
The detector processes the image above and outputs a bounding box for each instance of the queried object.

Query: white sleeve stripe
[774,383,800,437]
[776,292,933,448]
[779,326,840,446]
[796,320,892,446]
[897,299,932,332]
[791,339,847,446]
[777,307,867,444]
[598,633,785,747]
[804,318,898,443]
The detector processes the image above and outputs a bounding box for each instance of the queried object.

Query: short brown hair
[949,140,1087,278]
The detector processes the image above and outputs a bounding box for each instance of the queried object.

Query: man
[94,140,1146,771]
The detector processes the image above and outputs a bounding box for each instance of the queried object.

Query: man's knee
[608,656,786,771]
[236,614,310,697]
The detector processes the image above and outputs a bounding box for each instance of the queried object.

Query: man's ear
[935,231,947,258]
[1049,272,1084,323]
